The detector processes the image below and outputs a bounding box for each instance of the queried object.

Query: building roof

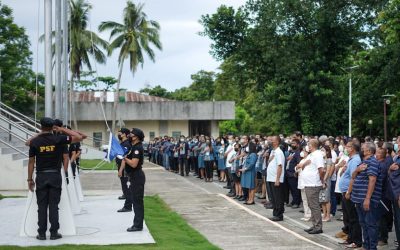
[74,91,170,103]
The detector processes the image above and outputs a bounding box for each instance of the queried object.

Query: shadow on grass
[0,195,220,250]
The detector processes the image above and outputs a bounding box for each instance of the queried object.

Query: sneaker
[308,229,323,234]
[300,217,311,221]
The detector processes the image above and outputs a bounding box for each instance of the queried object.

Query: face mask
[305,146,309,152]
[338,145,344,152]
[395,144,399,153]
[228,139,233,144]
[180,138,184,142]
[221,141,224,145]
[300,151,305,158]
[321,151,326,157]
[344,149,349,156]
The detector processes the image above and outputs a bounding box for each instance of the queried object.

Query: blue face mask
[394,143,399,153]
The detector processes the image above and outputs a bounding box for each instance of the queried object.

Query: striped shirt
[351,156,382,204]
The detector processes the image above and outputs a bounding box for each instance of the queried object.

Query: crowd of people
[142,132,400,250]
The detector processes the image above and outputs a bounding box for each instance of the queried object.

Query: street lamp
[341,65,359,137]
[368,119,373,137]
[382,94,395,142]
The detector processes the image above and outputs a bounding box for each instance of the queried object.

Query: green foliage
[200,5,248,60]
[198,0,396,136]
[140,84,171,98]
[0,2,44,115]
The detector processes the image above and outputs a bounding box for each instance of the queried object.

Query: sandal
[345,243,361,249]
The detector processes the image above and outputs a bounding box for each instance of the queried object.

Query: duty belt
[37,169,60,173]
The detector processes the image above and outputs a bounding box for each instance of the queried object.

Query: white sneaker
[300,217,311,221]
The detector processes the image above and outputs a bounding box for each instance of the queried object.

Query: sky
[2,0,246,92]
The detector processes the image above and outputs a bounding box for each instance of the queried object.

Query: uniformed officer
[123,128,146,232]
[27,117,83,240]
[116,128,133,212]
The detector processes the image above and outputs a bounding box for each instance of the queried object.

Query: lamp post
[341,65,359,137]
[368,119,373,137]
[382,94,395,142]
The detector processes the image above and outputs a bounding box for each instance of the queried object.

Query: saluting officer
[123,128,146,232]
[116,128,133,212]
[27,117,83,240]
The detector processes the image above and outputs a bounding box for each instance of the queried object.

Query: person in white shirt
[266,136,285,221]
[301,139,325,234]
[296,146,312,221]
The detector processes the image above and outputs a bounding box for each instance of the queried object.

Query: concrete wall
[0,153,27,190]
[75,101,235,121]
[168,121,189,137]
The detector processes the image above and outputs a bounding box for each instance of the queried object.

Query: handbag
[319,188,328,203]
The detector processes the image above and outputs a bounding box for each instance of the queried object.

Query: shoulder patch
[135,150,139,154]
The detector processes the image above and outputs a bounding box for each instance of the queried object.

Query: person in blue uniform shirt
[116,128,132,208]
[239,138,257,205]
[27,117,83,240]
[123,128,146,232]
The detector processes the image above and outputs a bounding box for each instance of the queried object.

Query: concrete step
[12,152,28,161]
[1,146,28,155]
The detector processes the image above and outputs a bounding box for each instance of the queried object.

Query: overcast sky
[2,0,246,92]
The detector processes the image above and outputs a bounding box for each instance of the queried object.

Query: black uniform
[69,142,80,177]
[29,133,71,236]
[116,139,132,209]
[126,142,145,229]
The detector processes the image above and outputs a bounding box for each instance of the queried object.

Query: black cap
[119,128,130,136]
[54,119,63,127]
[131,128,144,141]
[40,117,54,128]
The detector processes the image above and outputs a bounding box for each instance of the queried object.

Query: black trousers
[179,157,189,176]
[287,176,301,205]
[192,156,199,175]
[341,193,362,246]
[379,198,393,242]
[123,170,133,210]
[118,165,129,198]
[129,169,146,229]
[266,176,274,204]
[268,181,284,219]
[71,161,77,177]
[35,172,62,235]
[205,160,213,179]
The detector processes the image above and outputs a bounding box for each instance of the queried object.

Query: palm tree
[98,1,162,133]
[69,0,108,129]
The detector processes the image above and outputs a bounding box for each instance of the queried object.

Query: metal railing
[0,102,40,128]
[0,107,40,134]
[0,138,28,157]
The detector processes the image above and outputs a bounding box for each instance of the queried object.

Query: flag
[106,132,127,162]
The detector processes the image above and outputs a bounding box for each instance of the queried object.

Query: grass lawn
[0,195,220,250]
[79,159,116,171]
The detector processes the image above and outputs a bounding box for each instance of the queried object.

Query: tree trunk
[70,74,78,130]
[111,63,124,134]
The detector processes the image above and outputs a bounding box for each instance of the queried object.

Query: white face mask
[338,145,344,152]
[305,146,309,152]
[228,139,233,144]
[321,151,326,157]
[300,151,305,158]
[180,138,184,142]
[221,140,224,145]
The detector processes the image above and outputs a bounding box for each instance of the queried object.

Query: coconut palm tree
[69,0,108,129]
[98,1,162,133]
